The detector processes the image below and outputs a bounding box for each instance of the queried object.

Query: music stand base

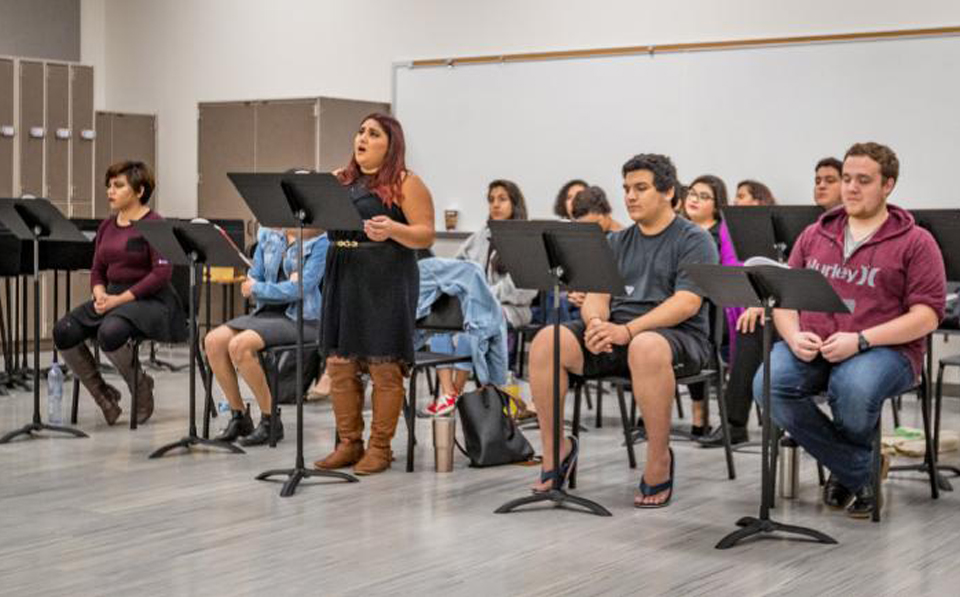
[890,463,955,492]
[256,467,359,498]
[495,489,612,517]
[148,435,245,458]
[0,421,89,444]
[716,516,837,550]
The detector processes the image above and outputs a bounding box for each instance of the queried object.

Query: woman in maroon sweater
[54,161,187,426]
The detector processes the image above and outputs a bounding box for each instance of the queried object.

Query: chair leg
[675,386,685,420]
[517,331,526,379]
[616,383,637,469]
[406,369,418,473]
[934,364,945,472]
[919,379,939,500]
[269,354,279,448]
[71,377,81,424]
[630,398,637,428]
[872,419,882,522]
[201,352,213,439]
[570,383,583,489]
[713,373,736,480]
[594,381,602,428]
[817,461,826,486]
[890,395,901,429]
[130,341,140,431]
[769,426,781,510]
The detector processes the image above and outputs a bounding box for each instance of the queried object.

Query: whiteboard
[395,35,960,232]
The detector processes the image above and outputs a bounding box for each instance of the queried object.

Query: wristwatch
[857,332,871,353]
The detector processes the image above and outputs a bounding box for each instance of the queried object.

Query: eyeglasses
[687,192,715,202]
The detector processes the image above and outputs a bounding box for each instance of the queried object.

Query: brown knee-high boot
[103,342,155,424]
[314,359,366,469]
[59,344,122,425]
[354,361,405,475]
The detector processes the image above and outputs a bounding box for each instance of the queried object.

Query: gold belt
[335,240,360,249]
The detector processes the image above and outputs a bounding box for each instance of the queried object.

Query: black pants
[722,326,780,428]
[53,313,137,353]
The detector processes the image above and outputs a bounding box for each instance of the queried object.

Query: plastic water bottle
[218,401,232,415]
[47,362,64,425]
[503,371,521,417]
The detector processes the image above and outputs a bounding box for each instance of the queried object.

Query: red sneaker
[424,393,458,417]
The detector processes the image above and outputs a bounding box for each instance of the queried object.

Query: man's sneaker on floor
[696,425,749,448]
[423,393,458,417]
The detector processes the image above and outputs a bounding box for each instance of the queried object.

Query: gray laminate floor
[1,356,959,597]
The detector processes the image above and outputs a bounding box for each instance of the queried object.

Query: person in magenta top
[681,174,744,436]
[757,142,945,519]
[54,161,187,427]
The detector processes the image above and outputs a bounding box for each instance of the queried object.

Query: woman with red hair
[313,114,435,475]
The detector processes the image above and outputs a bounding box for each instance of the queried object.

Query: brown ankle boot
[104,343,155,424]
[354,361,405,475]
[59,344,122,425]
[314,360,366,470]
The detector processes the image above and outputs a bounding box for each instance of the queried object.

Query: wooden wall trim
[409,26,960,68]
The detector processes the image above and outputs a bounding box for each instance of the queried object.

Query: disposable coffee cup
[433,416,456,473]
[444,209,459,231]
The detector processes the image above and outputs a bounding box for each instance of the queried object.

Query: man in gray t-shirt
[527,153,718,509]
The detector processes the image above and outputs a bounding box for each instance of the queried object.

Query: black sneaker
[847,482,882,519]
[214,405,254,443]
[696,425,749,448]
[239,411,284,447]
[822,474,854,508]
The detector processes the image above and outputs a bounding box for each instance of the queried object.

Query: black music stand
[722,206,823,262]
[685,263,847,549]
[0,198,89,444]
[133,221,247,458]
[491,220,623,517]
[229,172,361,497]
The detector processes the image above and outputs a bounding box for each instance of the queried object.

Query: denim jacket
[248,227,328,322]
[417,258,508,385]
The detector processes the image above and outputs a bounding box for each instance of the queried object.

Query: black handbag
[456,384,535,467]
[270,348,321,405]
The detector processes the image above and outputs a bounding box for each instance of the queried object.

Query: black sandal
[533,436,579,494]
[635,447,675,508]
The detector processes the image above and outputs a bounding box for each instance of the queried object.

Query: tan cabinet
[94,111,157,217]
[0,58,14,196]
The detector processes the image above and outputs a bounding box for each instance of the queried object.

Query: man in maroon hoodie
[755,142,945,518]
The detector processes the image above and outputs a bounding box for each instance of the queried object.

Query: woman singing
[54,161,186,426]
[313,113,435,475]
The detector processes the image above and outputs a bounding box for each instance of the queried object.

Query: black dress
[321,177,419,367]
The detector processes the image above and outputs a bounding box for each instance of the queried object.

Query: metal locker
[318,98,390,172]
[0,58,14,196]
[45,63,70,206]
[18,61,44,197]
[197,103,255,226]
[255,100,317,172]
[70,65,94,211]
[93,111,111,217]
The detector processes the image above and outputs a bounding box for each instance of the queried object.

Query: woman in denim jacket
[204,226,329,446]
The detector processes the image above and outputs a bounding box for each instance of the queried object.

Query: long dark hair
[553,179,588,218]
[487,179,528,275]
[336,113,407,208]
[687,174,728,221]
[737,179,777,206]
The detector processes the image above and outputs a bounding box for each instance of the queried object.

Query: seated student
[527,153,718,507]
[553,179,589,219]
[681,174,743,436]
[204,225,329,445]
[570,185,625,233]
[567,186,626,315]
[55,161,186,426]
[699,156,846,448]
[757,142,945,518]
[424,179,537,415]
[814,156,844,210]
[734,179,777,206]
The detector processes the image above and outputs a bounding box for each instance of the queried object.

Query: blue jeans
[753,342,915,492]
[428,333,473,371]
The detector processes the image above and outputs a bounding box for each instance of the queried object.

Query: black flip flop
[635,447,675,508]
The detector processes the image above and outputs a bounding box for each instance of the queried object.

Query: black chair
[406,293,475,472]
[569,302,736,487]
[254,337,322,448]
[932,350,960,488]
[806,372,938,523]
[71,265,208,430]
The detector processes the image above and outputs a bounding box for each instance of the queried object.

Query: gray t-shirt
[606,216,719,338]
